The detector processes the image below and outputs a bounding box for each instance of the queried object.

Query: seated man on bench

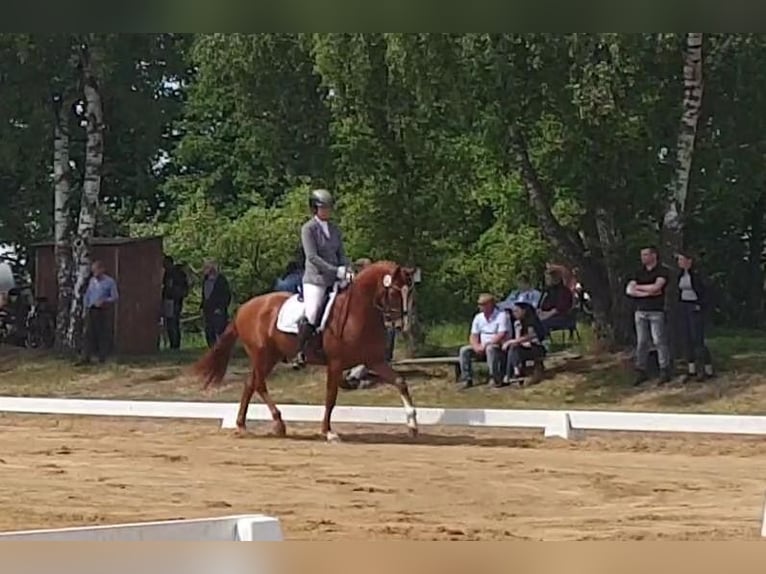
[457,293,510,390]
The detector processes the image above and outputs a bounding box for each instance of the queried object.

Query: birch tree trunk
[509,127,625,348]
[67,44,105,352]
[662,32,704,257]
[53,96,74,352]
[661,33,704,364]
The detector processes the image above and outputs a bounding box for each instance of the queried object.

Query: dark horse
[192,261,418,442]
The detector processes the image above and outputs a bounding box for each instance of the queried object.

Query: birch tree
[67,41,105,350]
[662,32,704,258]
[52,94,74,350]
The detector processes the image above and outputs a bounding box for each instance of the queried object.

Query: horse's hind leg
[253,361,286,437]
[235,350,282,436]
[368,361,418,438]
[235,374,256,434]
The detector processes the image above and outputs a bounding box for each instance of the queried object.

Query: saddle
[275,282,342,338]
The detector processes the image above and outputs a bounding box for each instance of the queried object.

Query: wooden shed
[32,236,164,355]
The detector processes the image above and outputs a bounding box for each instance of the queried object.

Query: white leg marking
[401,396,418,431]
[326,431,341,443]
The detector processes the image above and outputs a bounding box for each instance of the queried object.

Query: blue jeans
[458,344,502,383]
[274,272,302,294]
[385,327,396,362]
[634,310,669,371]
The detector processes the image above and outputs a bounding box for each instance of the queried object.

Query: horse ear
[401,266,418,284]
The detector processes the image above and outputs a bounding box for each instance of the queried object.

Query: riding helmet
[309,188,334,210]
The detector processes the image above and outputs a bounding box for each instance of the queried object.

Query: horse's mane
[352,260,398,289]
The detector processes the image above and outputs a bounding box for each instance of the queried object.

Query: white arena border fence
[2,396,766,440]
[0,514,283,541]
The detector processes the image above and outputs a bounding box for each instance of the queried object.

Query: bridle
[374,268,414,330]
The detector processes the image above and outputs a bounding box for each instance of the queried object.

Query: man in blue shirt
[499,274,542,310]
[78,260,119,365]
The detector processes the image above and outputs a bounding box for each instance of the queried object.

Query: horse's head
[360,261,418,333]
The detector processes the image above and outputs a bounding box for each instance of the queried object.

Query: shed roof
[31,236,163,248]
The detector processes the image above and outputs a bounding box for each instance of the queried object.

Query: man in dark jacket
[200,259,232,348]
[162,255,189,350]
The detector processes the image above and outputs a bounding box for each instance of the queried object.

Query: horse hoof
[273,422,287,438]
[408,427,419,439]
[234,426,251,438]
[326,431,341,443]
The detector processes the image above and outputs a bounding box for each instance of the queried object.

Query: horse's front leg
[368,362,418,438]
[322,360,343,443]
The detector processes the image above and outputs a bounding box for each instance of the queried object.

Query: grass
[0,322,765,415]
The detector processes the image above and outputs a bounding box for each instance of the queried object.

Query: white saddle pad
[275,285,340,335]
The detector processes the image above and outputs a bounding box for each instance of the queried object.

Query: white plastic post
[236,516,284,541]
[761,494,766,538]
[544,412,581,440]
[220,413,238,429]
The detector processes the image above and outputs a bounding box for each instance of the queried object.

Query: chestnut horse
[192,261,418,442]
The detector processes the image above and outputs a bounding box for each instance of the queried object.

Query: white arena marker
[0,514,283,541]
[761,494,766,538]
[544,412,581,440]
[221,412,238,429]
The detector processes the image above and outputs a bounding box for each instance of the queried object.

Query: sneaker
[291,353,306,370]
[458,379,473,390]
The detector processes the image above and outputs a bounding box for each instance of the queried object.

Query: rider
[293,188,352,368]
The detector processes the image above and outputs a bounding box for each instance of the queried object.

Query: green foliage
[133,185,309,313]
[3,33,766,335]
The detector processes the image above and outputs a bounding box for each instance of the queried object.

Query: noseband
[374,272,412,329]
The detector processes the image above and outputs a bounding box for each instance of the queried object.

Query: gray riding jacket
[301,217,349,287]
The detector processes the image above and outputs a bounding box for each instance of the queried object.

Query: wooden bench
[392,355,543,382]
[393,356,462,381]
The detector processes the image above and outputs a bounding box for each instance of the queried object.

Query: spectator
[457,293,510,389]
[676,250,715,382]
[274,242,305,295]
[625,246,671,385]
[502,301,546,385]
[76,260,119,365]
[200,260,232,348]
[537,269,574,331]
[500,273,542,309]
[162,255,189,350]
[545,262,577,292]
[274,260,303,294]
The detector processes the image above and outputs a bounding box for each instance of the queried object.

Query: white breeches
[303,283,327,326]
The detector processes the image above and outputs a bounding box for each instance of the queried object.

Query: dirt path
[0,414,764,540]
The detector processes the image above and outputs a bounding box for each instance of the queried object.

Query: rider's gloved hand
[336,266,354,283]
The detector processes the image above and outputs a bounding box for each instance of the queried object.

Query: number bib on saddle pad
[275,283,340,335]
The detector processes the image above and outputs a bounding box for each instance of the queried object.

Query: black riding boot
[292,321,315,369]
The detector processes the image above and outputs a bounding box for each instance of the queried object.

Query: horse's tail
[192,321,239,389]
